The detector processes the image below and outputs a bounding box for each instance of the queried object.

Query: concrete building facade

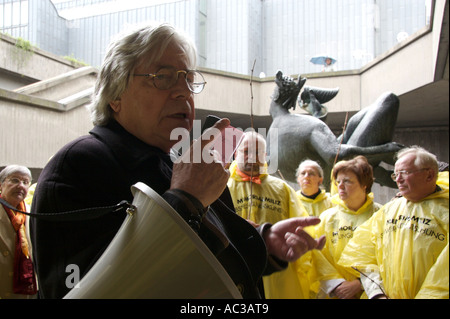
[1,0,448,203]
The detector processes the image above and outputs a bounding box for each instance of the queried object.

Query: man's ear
[426,168,436,182]
[110,99,121,112]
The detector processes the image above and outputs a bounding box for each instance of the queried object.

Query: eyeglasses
[390,168,429,181]
[7,177,31,187]
[134,67,206,94]
[335,178,355,186]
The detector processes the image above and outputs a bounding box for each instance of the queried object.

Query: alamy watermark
[170,120,278,174]
[65,264,80,289]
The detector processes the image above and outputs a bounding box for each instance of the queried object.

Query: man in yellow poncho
[227,131,316,299]
[339,146,449,299]
[296,159,333,217]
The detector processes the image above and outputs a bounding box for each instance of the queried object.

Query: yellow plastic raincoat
[227,161,313,299]
[339,176,449,299]
[24,183,36,206]
[297,189,333,217]
[312,193,382,298]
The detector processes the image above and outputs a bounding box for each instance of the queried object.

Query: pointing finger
[316,235,326,250]
[294,216,321,228]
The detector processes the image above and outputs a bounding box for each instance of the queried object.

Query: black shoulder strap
[0,197,132,221]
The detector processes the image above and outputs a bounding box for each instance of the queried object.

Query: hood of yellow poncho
[331,192,376,215]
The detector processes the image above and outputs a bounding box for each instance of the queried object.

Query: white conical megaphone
[64,182,242,299]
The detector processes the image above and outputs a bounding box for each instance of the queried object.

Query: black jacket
[30,120,283,299]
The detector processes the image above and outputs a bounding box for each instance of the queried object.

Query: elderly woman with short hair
[0,165,37,298]
[296,159,333,217]
[312,155,382,299]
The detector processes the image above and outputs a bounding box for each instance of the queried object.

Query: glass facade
[1,0,431,75]
[0,0,29,38]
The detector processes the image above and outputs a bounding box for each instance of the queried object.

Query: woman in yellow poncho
[312,156,381,299]
[339,146,448,299]
[296,159,333,217]
[227,131,314,299]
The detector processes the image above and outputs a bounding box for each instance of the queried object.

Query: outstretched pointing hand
[264,217,326,262]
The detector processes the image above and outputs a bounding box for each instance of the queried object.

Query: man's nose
[172,74,191,96]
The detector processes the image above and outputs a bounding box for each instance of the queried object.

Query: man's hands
[263,217,326,262]
[171,119,326,264]
[332,280,362,299]
[171,118,231,207]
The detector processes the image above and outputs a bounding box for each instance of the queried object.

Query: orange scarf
[3,200,30,258]
[1,196,37,295]
[235,167,262,184]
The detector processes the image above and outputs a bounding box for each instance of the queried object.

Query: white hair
[89,23,197,126]
[396,146,439,176]
[0,165,32,183]
[296,159,324,178]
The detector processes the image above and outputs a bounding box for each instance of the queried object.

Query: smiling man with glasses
[339,146,448,299]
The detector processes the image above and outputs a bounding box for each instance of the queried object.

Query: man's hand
[263,217,326,262]
[171,118,231,207]
[332,280,362,299]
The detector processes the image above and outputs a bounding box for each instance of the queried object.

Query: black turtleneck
[301,189,322,200]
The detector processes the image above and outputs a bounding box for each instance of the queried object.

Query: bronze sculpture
[299,86,339,121]
[267,71,403,190]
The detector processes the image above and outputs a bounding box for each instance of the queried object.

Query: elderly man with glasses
[30,23,325,299]
[339,146,449,299]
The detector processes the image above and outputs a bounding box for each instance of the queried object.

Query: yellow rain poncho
[24,183,36,206]
[296,189,333,217]
[227,161,313,299]
[339,175,449,299]
[312,193,382,298]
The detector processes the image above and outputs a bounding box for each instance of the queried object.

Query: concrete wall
[0,33,80,85]
[0,33,94,172]
[0,99,92,171]
[360,27,435,107]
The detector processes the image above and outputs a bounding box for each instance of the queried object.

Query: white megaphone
[64,182,242,299]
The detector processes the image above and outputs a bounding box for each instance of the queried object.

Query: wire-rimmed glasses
[390,168,429,181]
[7,177,31,187]
[134,66,206,94]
